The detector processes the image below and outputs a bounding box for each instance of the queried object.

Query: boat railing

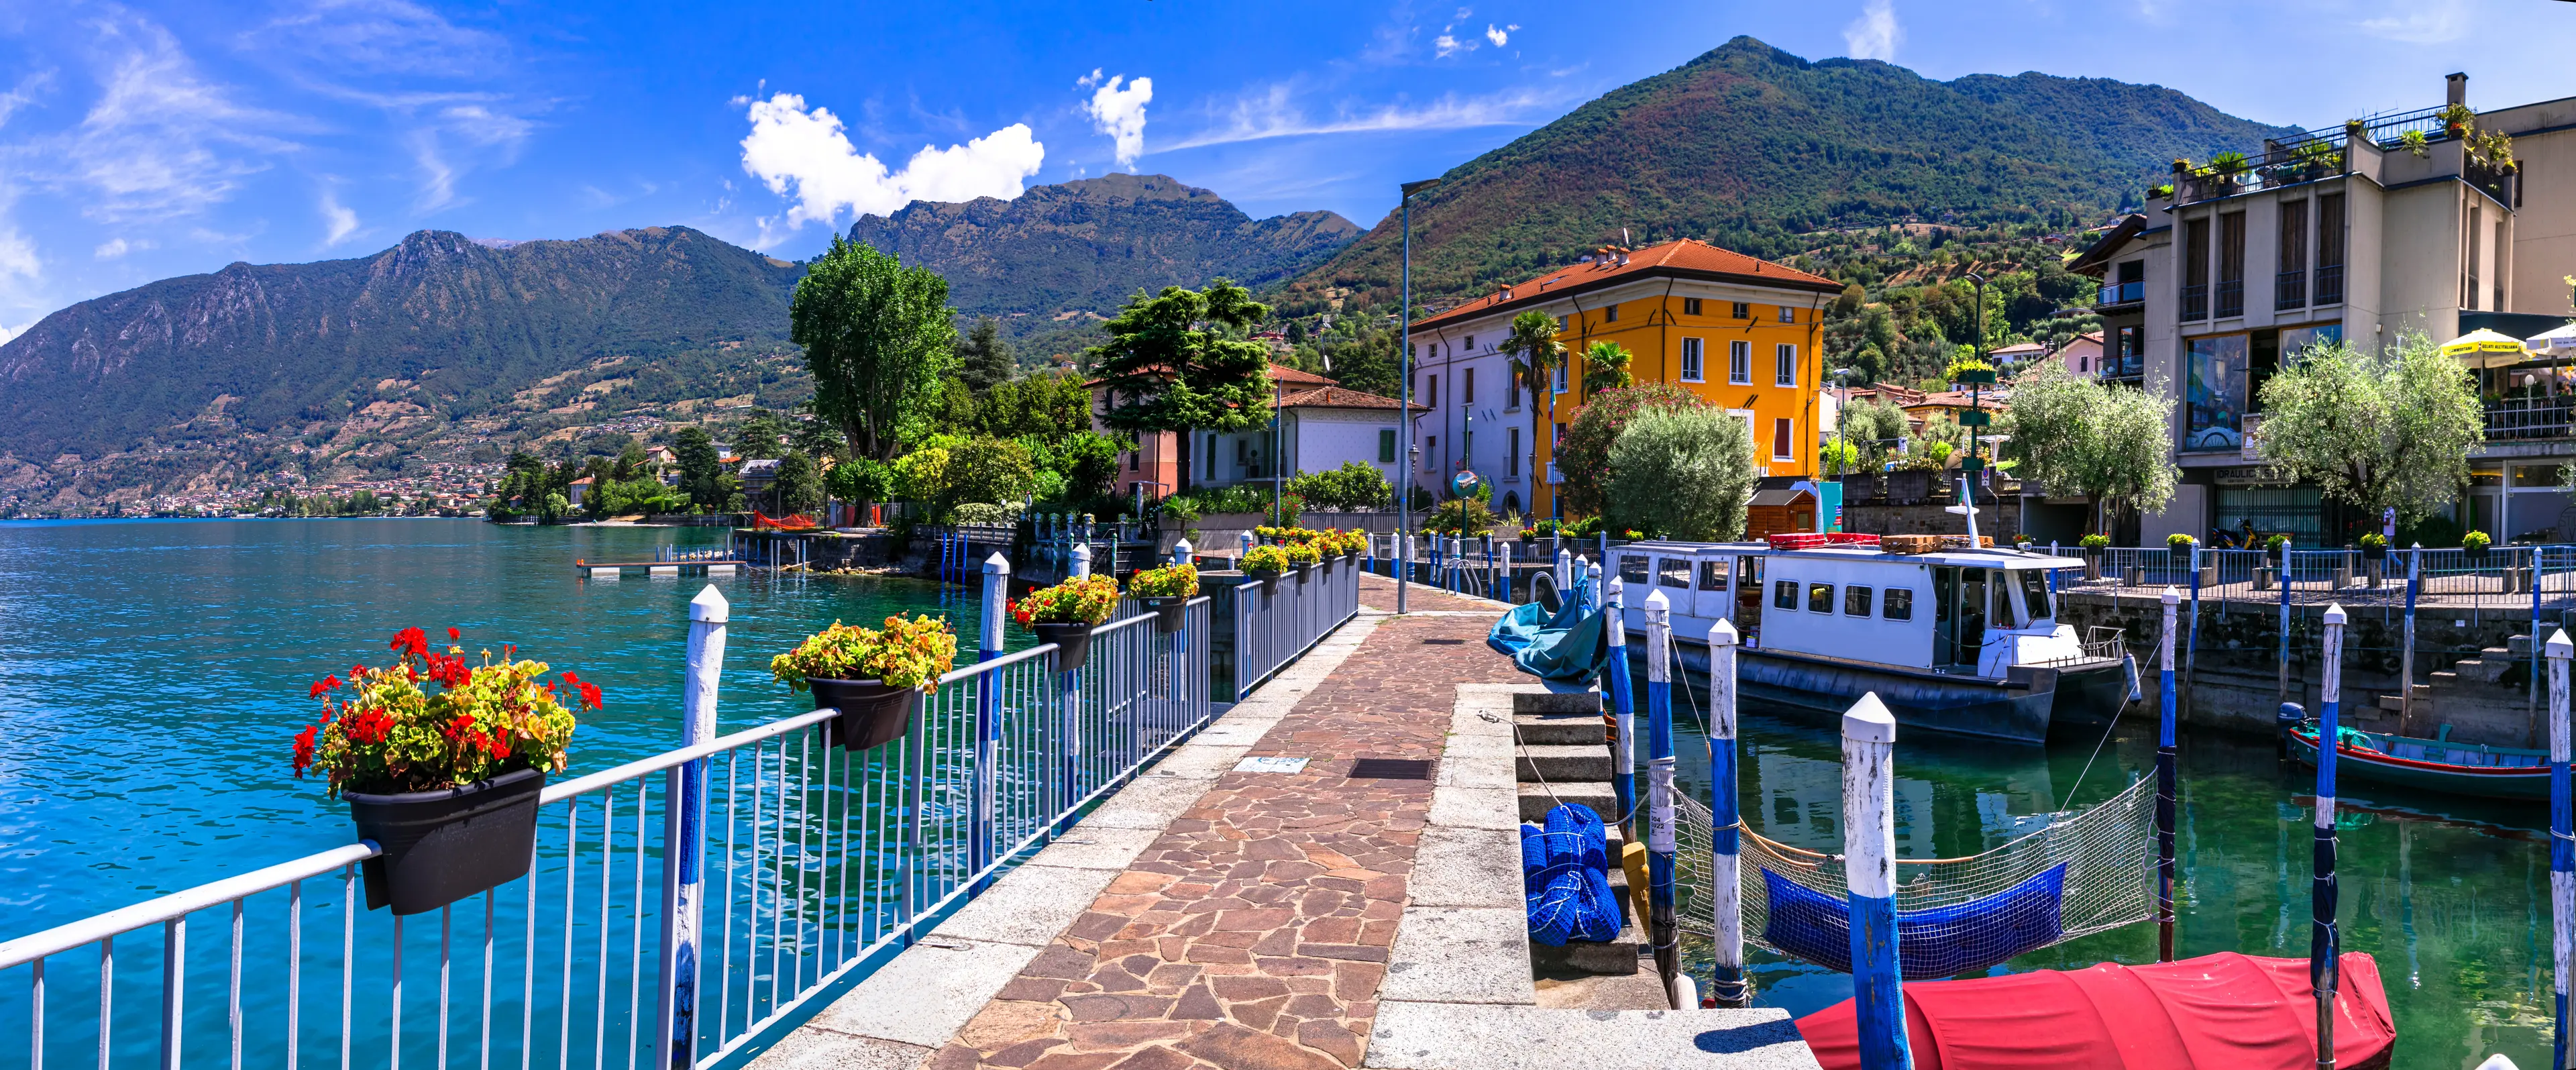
[0,580,1340,1070]
[2024,626,2127,668]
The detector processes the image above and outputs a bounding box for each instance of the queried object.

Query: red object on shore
[753,511,818,531]
[1794,951,2394,1069]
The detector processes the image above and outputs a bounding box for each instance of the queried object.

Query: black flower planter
[806,678,922,751]
[2465,545,2491,563]
[1293,564,1313,586]
[1033,622,1095,672]
[1138,595,1189,634]
[2168,545,2195,566]
[346,767,546,916]
[2267,547,2285,564]
[1319,555,1337,576]
[1247,569,1282,594]
[2361,543,2388,561]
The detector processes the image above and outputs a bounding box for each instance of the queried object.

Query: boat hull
[1662,641,2055,744]
[2287,730,2548,801]
[2044,659,2136,738]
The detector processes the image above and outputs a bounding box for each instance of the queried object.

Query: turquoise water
[1667,688,2554,1070]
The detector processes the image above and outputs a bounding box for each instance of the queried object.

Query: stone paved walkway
[929,606,1513,1070]
[1354,572,1503,614]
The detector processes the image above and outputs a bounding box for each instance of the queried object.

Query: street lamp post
[1398,176,1443,615]
[1272,380,1283,526]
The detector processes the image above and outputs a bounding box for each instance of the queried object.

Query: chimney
[2447,72,2468,107]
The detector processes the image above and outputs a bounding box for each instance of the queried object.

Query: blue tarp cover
[1487,574,1607,682]
[1760,864,2069,979]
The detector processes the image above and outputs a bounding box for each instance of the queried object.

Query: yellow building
[1405,238,1841,518]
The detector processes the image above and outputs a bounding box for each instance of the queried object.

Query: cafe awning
[2528,322,2576,356]
[2443,327,2530,368]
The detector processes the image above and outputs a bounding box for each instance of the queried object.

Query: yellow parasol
[2440,328,2529,368]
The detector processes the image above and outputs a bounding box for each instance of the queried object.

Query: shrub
[1556,384,1708,517]
[1423,497,1495,536]
[2266,533,2291,552]
[2080,533,2111,551]
[1131,563,1199,598]
[2463,530,2491,550]
[290,627,593,797]
[1285,461,1392,512]
[828,458,894,503]
[2168,533,2198,548]
[1010,575,1122,627]
[951,502,1018,525]
[893,448,952,509]
[945,438,1038,513]
[769,616,957,693]
[1603,407,1755,541]
[1242,544,1291,574]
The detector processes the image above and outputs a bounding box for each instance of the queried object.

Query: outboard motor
[2275,702,2306,759]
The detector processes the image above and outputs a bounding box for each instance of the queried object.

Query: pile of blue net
[1521,803,1623,945]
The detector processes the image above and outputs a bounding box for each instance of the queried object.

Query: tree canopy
[1499,310,1567,423]
[1605,407,1756,540]
[2000,362,2177,533]
[956,316,1017,392]
[1087,280,1276,490]
[1579,341,1635,397]
[1556,383,1707,518]
[791,237,959,461]
[2254,333,2483,525]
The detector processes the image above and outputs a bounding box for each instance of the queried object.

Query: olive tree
[1604,407,1756,541]
[2255,333,2483,524]
[2002,362,2179,534]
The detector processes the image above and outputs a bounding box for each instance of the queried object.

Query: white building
[1187,365,1424,494]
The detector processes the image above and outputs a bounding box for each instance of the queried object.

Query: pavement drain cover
[1234,755,1311,773]
[1348,758,1435,780]
[1421,638,1466,645]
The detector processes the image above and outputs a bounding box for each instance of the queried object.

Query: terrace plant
[771,616,957,751]
[1129,562,1199,631]
[2080,533,2110,552]
[1010,574,1122,670]
[1241,543,1291,578]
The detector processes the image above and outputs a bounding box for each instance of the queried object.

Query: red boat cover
[1795,952,2393,1069]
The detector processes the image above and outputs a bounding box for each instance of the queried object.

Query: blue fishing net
[1758,864,2068,979]
[1522,803,1622,946]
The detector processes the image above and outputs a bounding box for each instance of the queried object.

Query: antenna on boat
[1946,474,1981,546]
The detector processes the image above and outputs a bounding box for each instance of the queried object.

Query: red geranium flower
[447,627,461,641]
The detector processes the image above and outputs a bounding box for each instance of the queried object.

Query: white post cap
[2160,586,2180,606]
[983,551,1011,575]
[2324,602,2347,626]
[690,584,729,623]
[2549,629,2573,660]
[1710,618,1739,647]
[1644,588,1670,615]
[1843,692,1896,744]
[1606,575,1625,598]
[1173,538,1193,560]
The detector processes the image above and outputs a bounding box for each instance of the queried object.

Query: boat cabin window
[1883,588,1913,621]
[1738,557,1763,587]
[2018,569,2053,621]
[1658,557,1690,588]
[1619,554,1650,584]
[1699,559,1729,590]
[1807,582,1834,614]
[1844,585,1872,616]
[1990,578,2021,629]
[1774,580,1797,610]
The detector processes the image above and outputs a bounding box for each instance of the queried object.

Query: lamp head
[1401,178,1445,197]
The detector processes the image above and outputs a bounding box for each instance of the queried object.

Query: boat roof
[1613,540,2082,570]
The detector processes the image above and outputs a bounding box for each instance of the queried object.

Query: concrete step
[1514,712,1605,747]
[1521,783,1617,824]
[1517,744,1612,783]
[1529,933,1641,976]
[2512,634,2536,656]
[1366,1002,1812,1069]
[2455,657,2514,684]
[1512,682,1601,716]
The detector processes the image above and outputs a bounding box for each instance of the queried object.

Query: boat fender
[2122,653,2143,702]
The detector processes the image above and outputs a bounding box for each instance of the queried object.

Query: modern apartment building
[2059,73,2576,547]
[1405,239,1842,518]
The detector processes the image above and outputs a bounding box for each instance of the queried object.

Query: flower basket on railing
[1284,541,1322,586]
[1242,544,1290,593]
[2265,534,2289,564]
[2359,533,2388,561]
[2167,534,2196,566]
[1013,574,1120,671]
[2463,531,2492,562]
[1131,562,1199,633]
[291,627,593,915]
[771,615,955,751]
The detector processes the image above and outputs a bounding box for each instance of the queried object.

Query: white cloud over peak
[319,186,359,244]
[1083,73,1152,170]
[738,92,1044,232]
[2358,0,2468,43]
[1162,83,1561,152]
[67,17,297,223]
[1485,24,1516,48]
[1843,0,1902,61]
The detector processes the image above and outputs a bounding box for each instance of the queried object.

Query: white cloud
[1843,0,1902,61]
[1083,74,1152,170]
[1162,83,1562,151]
[242,0,508,79]
[407,103,533,211]
[2358,0,2468,42]
[0,322,29,345]
[64,17,297,223]
[0,227,38,281]
[94,237,135,259]
[1434,33,1467,58]
[738,92,1044,231]
[1485,23,1516,48]
[319,186,359,245]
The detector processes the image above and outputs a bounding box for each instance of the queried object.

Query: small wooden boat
[2286,725,2551,801]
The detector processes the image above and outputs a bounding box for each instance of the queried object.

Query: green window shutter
[1379,429,1397,462]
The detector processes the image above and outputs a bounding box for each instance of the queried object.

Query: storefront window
[2279,323,2343,364]
[2185,335,2249,451]
[2213,484,2322,547]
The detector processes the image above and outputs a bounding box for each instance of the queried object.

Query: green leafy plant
[769,616,957,694]
[2149,182,2175,200]
[1242,544,1291,576]
[1284,461,1392,512]
[1130,563,1199,598]
[1010,575,1122,627]
[291,627,592,798]
[2463,530,2491,550]
[2167,533,2197,549]
[1604,406,1754,541]
[2400,129,2428,158]
[2358,532,2387,550]
[2206,151,2249,176]
[1422,497,1495,536]
[2080,533,2111,551]
[1943,357,1995,382]
[2265,533,2290,552]
[1283,541,1322,566]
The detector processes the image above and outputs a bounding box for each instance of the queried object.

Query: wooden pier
[573,557,743,579]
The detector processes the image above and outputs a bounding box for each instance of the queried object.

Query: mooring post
[1556,547,1573,600]
[1500,541,1515,603]
[1172,537,1193,567]
[1449,536,1464,594]
[2184,544,2202,725]
[2314,603,2348,1070]
[1587,558,1603,616]
[971,553,1009,881]
[1238,531,1255,572]
[1707,618,1748,1008]
[2537,547,2551,719]
[1603,577,1637,843]
[1057,544,1090,835]
[2158,586,2180,963]
[2280,547,2295,708]
[1642,590,1680,1006]
[2400,546,2422,729]
[655,585,727,1070]
[2548,627,2573,1070]
[1841,692,1909,1070]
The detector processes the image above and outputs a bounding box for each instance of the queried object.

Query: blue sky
[0,0,2564,337]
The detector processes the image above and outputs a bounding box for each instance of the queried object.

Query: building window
[1558,315,1570,330]
[1463,367,1475,405]
[1731,301,1750,320]
[1424,435,1436,468]
[2182,217,2210,321]
[1507,428,1520,477]
[1884,588,1913,621]
[1774,343,1797,387]
[2184,333,2249,451]
[2216,211,2246,319]
[1807,582,1835,614]
[1680,338,1705,382]
[1554,363,1567,393]
[1427,374,1438,408]
[2316,193,2345,305]
[1379,429,1396,463]
[1771,418,1792,460]
[1207,435,1218,472]
[1552,422,1566,447]
[1236,438,1248,465]
[1774,580,1797,611]
[1729,340,1751,384]
[1683,298,1703,316]
[1778,305,1796,324]
[1464,335,1476,351]
[1602,303,1619,323]
[2275,200,2308,311]
[1844,585,1873,617]
[1128,449,1138,472]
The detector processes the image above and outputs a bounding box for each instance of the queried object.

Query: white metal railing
[0,570,1266,1070]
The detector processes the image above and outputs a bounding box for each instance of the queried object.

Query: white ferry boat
[1600,535,2131,744]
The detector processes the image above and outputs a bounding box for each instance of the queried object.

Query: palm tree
[1499,310,1567,502]
[1580,341,1635,396]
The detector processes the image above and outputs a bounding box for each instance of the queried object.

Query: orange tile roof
[1277,385,1428,413]
[1411,237,1841,331]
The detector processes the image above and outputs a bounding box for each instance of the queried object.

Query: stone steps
[1503,682,1643,981]
[1512,710,1605,747]
[1516,743,1613,782]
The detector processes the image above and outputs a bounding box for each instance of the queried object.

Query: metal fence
[0,585,1238,1070]
[1224,558,1362,697]
[2043,544,2576,615]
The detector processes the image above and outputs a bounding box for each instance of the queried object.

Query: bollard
[1239,531,1256,563]
[654,584,728,1070]
[1448,536,1463,594]
[2314,604,2348,1070]
[2400,547,2421,730]
[2158,586,2180,963]
[1172,537,1193,567]
[1072,541,1093,579]
[1707,619,1748,1007]
[2549,629,2573,1070]
[2184,545,2202,726]
[1501,541,1515,604]
[1556,547,1574,598]
[2280,548,2295,708]
[1643,590,1680,1005]
[1841,693,1909,1069]
[1603,577,1636,843]
[1586,558,1603,615]
[971,554,1009,879]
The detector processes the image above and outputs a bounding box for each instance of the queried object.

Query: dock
[573,557,743,578]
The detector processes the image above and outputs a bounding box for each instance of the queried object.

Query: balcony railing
[1546,463,1562,485]
[2314,264,2345,306]
[2182,284,2209,321]
[2215,279,2245,319]
[2487,398,2576,441]
[2275,270,2306,311]
[2096,281,2143,307]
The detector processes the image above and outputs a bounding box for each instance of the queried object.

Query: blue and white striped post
[1238,531,1256,572]
[1556,547,1573,600]
[1056,543,1091,835]
[1603,577,1637,842]
[2548,628,2573,1070]
[2538,548,2553,716]
[654,585,727,1070]
[2314,603,2347,1070]
[2280,546,2295,707]
[1841,692,1910,1070]
[1587,557,1603,614]
[2184,545,2202,723]
[971,553,1009,879]
[2157,585,2180,963]
[1449,536,1464,594]
[1643,590,1680,1003]
[2400,547,2421,729]
[1707,618,1748,1008]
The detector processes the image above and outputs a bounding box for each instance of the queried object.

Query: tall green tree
[734,409,786,460]
[1605,407,1756,540]
[1499,309,1567,431]
[2000,362,2178,533]
[2255,333,2483,527]
[791,237,959,461]
[1087,280,1274,492]
[957,316,1016,392]
[1557,383,1707,518]
[1580,340,1635,397]
[772,450,825,515]
[672,427,734,513]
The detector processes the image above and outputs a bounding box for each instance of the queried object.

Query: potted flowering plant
[1283,539,1323,583]
[1340,528,1368,560]
[2357,532,2388,561]
[291,627,592,916]
[2462,530,2492,561]
[1242,544,1291,592]
[1130,562,1199,633]
[2265,533,2290,563]
[1011,574,1121,670]
[2166,532,2197,564]
[2080,533,2110,580]
[771,615,956,751]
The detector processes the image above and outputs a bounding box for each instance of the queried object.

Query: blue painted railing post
[2548,628,2573,1070]
[2280,547,2294,708]
[1603,577,1636,843]
[1056,543,1091,835]
[2157,585,2180,962]
[1642,590,1680,1006]
[1707,618,1748,1008]
[2314,603,2348,1069]
[971,553,1009,881]
[1841,693,1910,1070]
[2400,546,2421,729]
[654,584,727,1070]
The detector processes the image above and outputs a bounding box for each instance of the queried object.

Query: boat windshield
[2018,569,2053,621]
